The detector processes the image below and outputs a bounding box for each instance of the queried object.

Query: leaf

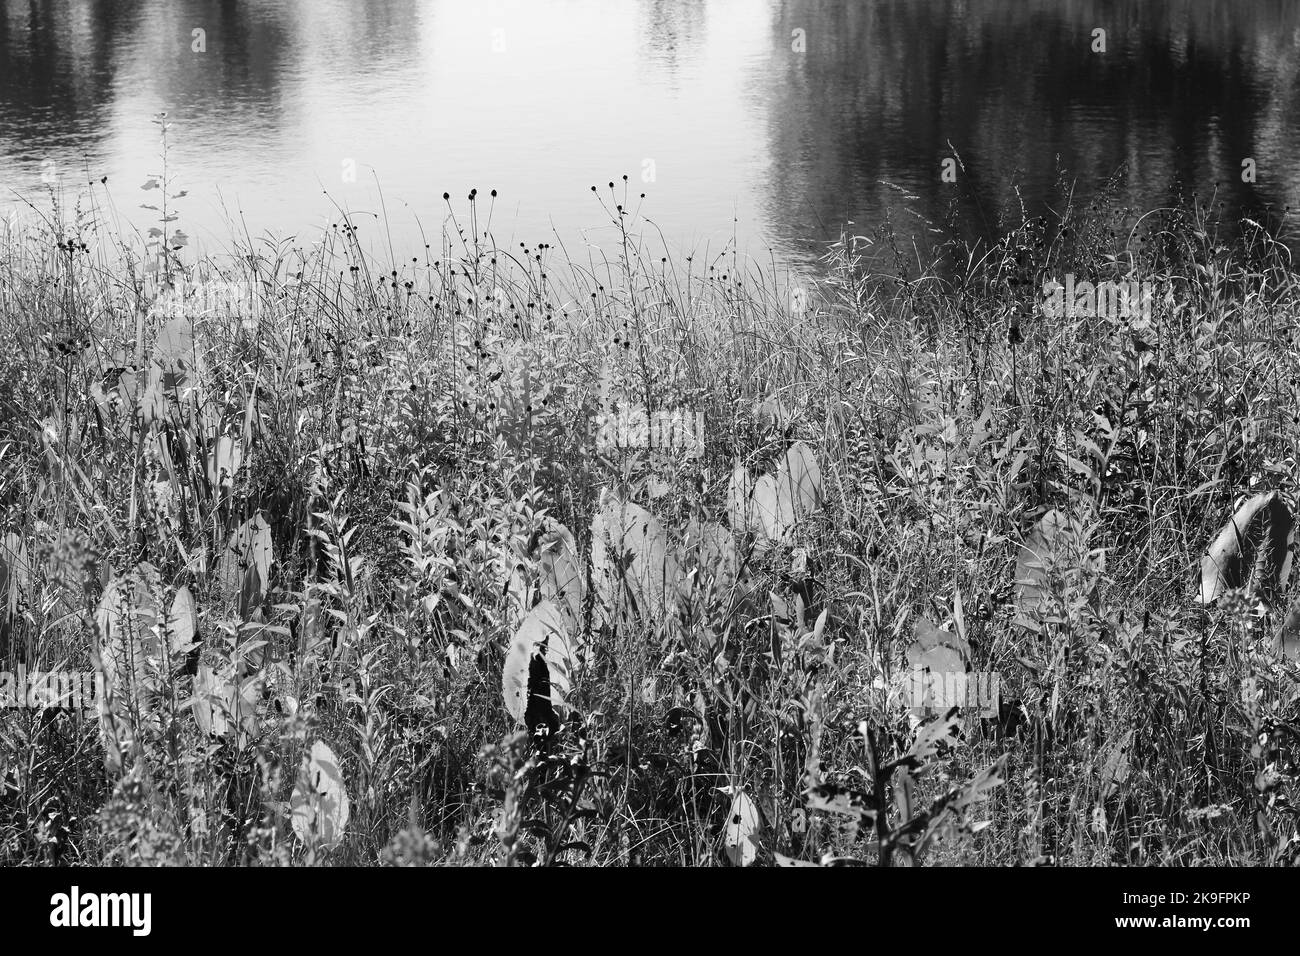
[219,513,273,599]
[724,789,762,866]
[909,710,963,762]
[1199,491,1294,604]
[906,615,970,674]
[904,616,972,714]
[206,435,244,490]
[755,397,793,433]
[811,607,829,643]
[141,317,205,425]
[728,443,822,547]
[96,567,163,706]
[806,782,877,824]
[773,440,823,534]
[193,650,233,738]
[537,519,584,633]
[1275,602,1300,662]
[166,585,198,655]
[683,518,740,593]
[748,473,784,543]
[249,515,273,586]
[238,563,262,621]
[727,463,759,534]
[1,532,29,624]
[154,317,194,367]
[194,646,260,744]
[96,566,164,773]
[1099,729,1134,799]
[1013,509,1087,629]
[959,757,1006,805]
[680,519,750,649]
[502,556,530,623]
[290,741,350,850]
[298,598,328,657]
[502,601,574,726]
[590,490,679,629]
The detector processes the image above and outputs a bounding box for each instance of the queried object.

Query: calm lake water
[2,0,1298,274]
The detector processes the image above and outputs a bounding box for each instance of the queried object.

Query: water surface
[2,0,1297,271]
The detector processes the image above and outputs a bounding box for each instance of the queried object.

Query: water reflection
[756,0,1300,261]
[0,0,1296,270]
[0,0,138,151]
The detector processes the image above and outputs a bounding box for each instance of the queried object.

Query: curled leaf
[1199,490,1293,604]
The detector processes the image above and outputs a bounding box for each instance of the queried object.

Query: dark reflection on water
[0,0,1296,272]
[758,0,1300,265]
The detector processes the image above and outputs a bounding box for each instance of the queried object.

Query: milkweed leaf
[290,741,350,850]
[502,600,574,726]
[1199,491,1293,604]
[590,490,678,629]
[724,789,762,866]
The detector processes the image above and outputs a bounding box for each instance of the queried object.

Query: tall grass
[1,177,1298,866]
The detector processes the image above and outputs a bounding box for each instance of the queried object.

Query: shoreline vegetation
[2,176,1300,866]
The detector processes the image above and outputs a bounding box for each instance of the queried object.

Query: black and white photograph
[0,0,1296,928]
